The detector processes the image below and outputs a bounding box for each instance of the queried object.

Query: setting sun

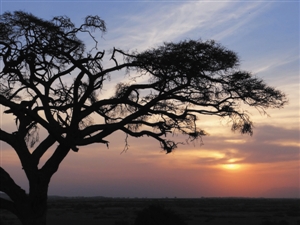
[222,163,241,170]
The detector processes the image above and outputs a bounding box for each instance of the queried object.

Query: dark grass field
[1,197,300,225]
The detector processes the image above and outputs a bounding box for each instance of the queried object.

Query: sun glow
[222,163,241,170]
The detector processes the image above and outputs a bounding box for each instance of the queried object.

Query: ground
[1,197,300,225]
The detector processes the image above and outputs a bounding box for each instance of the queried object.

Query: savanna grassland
[1,197,300,225]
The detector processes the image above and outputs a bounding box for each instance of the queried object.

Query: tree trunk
[18,205,47,225]
[17,176,49,225]
[0,167,49,225]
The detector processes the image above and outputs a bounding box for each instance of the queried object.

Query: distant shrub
[134,204,186,225]
[260,220,275,225]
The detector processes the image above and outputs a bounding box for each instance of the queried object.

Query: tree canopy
[0,11,287,225]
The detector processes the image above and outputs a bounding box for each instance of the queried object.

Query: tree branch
[0,128,15,146]
[0,167,28,204]
[32,134,56,163]
[40,144,71,178]
[120,126,176,153]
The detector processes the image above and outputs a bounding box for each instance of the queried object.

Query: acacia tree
[0,11,287,225]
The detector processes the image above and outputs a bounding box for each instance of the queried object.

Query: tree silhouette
[0,11,287,225]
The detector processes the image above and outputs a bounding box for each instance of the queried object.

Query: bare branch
[0,167,28,203]
[32,134,56,163]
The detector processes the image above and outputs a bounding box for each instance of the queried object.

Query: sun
[222,163,241,170]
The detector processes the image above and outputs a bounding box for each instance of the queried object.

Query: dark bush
[134,204,186,225]
[115,220,130,225]
[278,220,289,225]
[260,220,276,225]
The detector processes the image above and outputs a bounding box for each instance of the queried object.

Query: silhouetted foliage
[0,11,287,225]
[134,204,187,225]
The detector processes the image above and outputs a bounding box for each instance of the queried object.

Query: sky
[0,0,299,198]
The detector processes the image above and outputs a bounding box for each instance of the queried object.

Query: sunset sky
[0,1,299,198]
